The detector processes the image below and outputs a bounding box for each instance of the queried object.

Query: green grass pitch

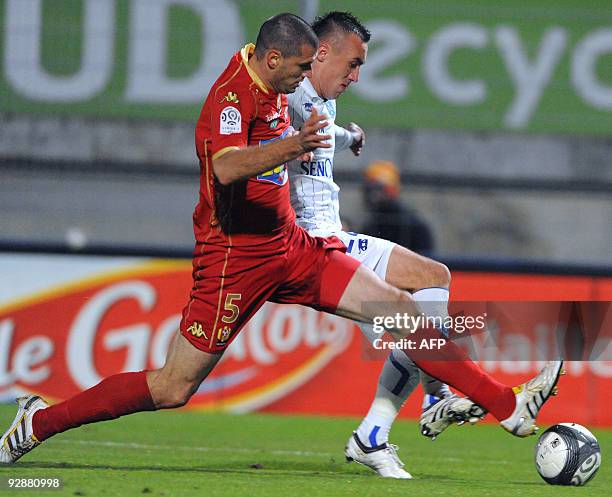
[0,406,608,497]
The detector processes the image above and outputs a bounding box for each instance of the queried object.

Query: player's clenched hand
[347,122,365,156]
[297,107,331,152]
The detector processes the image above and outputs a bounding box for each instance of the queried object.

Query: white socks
[355,346,419,447]
[356,287,452,447]
[413,288,453,407]
[413,287,451,336]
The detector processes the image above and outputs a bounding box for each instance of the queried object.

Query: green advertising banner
[1,0,611,134]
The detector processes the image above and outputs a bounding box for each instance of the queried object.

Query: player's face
[315,33,367,100]
[272,44,317,94]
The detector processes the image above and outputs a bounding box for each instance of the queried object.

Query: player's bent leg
[348,238,458,449]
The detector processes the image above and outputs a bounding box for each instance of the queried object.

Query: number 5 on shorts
[222,293,242,324]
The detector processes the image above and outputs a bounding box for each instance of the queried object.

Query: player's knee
[168,386,194,408]
[417,259,450,288]
[431,261,451,288]
[158,382,196,409]
[148,370,198,409]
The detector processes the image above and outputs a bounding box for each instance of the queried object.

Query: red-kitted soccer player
[1,13,562,466]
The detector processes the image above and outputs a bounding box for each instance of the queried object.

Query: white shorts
[309,229,396,281]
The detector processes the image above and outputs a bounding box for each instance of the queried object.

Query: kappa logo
[187,322,208,339]
[304,102,313,112]
[220,91,239,104]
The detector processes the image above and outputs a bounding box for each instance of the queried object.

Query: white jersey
[287,78,354,235]
[288,79,396,283]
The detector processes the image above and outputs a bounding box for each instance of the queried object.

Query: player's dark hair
[312,11,371,43]
[254,13,318,58]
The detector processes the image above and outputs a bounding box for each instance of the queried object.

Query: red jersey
[194,44,295,249]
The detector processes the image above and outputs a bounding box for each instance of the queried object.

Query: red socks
[32,371,155,442]
[29,334,516,442]
[405,326,516,421]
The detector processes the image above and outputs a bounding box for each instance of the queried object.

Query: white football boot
[500,360,564,437]
[0,395,48,463]
[420,394,486,440]
[345,432,412,479]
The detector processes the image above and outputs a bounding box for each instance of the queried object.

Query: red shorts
[180,224,360,353]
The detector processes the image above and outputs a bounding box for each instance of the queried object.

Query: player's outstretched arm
[214,108,331,185]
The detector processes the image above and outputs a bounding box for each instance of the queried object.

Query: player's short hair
[254,13,318,58]
[312,11,371,44]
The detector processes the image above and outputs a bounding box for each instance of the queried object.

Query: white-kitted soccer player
[288,11,477,479]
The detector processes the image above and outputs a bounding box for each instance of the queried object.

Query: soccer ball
[535,423,601,486]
